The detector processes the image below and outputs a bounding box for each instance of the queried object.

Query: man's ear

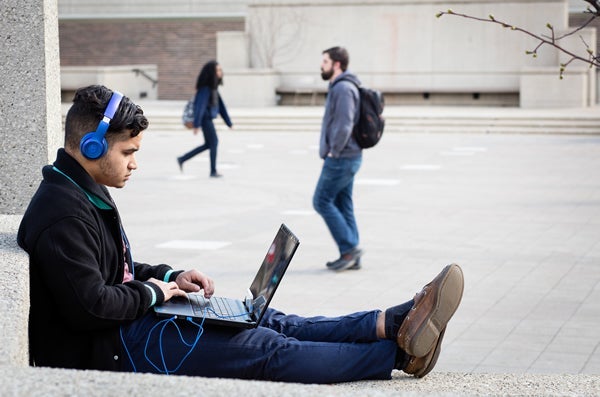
[334,61,344,73]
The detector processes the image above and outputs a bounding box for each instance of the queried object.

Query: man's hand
[175,270,215,298]
[147,278,187,302]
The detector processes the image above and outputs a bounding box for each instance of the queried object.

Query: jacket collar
[45,148,115,210]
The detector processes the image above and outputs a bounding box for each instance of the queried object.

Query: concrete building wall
[246,1,567,91]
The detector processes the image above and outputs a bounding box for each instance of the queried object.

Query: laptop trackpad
[154,296,192,316]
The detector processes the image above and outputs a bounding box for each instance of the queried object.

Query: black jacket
[17,149,181,371]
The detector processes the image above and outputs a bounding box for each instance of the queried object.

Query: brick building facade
[59,18,244,99]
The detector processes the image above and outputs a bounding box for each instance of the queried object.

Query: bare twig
[582,0,600,15]
[555,15,595,40]
[436,9,599,78]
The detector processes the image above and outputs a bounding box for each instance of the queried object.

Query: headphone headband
[80,91,124,159]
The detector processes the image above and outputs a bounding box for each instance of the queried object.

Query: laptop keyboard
[189,295,241,319]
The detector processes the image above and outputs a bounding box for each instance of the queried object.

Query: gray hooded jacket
[319,71,362,159]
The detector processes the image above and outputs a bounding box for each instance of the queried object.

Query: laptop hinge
[244,288,254,313]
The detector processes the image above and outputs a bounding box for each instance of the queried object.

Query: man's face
[320,53,335,81]
[93,131,143,188]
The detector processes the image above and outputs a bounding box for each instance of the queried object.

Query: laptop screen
[249,224,299,320]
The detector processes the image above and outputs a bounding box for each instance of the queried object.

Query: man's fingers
[174,288,187,297]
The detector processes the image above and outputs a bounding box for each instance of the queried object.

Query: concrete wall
[217,31,280,106]
[215,0,599,108]
[0,0,62,215]
[61,65,158,102]
[246,0,567,91]
[520,26,597,108]
[219,0,597,108]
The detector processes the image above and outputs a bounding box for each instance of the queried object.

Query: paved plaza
[106,104,600,377]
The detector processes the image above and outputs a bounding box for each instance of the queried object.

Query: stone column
[0,0,62,214]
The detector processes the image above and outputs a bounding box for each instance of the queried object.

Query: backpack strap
[330,76,360,90]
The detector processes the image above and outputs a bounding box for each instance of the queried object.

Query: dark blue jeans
[120,308,396,383]
[179,116,219,175]
[313,155,362,255]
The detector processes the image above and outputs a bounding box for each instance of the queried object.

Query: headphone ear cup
[79,91,122,160]
[80,132,108,160]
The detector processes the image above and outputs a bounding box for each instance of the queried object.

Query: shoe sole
[326,249,362,271]
[414,328,445,378]
[327,258,357,271]
[401,263,464,358]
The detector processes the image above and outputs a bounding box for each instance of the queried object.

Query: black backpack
[333,78,385,149]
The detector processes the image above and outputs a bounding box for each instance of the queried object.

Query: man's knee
[312,194,322,213]
[313,190,332,213]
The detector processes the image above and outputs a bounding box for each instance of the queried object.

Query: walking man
[313,46,363,271]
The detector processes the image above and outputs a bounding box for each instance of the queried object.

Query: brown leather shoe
[397,264,464,357]
[403,328,446,378]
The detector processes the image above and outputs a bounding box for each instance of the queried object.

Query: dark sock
[384,299,415,340]
[395,348,411,370]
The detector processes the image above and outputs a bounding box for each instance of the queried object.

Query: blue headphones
[80,91,124,159]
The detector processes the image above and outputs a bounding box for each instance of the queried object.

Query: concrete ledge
[135,101,600,134]
[0,366,598,396]
[0,214,29,367]
[60,65,158,101]
[521,66,594,108]
[1,214,598,396]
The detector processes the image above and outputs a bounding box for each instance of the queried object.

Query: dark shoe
[177,157,183,172]
[397,264,464,358]
[326,256,362,270]
[403,328,446,378]
[348,257,361,270]
[326,248,362,271]
[210,172,223,178]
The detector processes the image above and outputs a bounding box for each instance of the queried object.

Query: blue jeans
[313,155,362,255]
[179,116,219,175]
[120,308,396,383]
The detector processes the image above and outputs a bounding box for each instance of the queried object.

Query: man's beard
[321,69,333,81]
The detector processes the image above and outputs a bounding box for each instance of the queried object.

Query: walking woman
[177,60,233,177]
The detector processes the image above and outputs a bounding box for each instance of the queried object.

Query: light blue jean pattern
[313,155,362,255]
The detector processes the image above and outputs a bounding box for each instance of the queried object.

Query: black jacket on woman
[17,149,181,371]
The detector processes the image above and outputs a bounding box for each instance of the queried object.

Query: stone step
[147,112,600,135]
[64,101,598,135]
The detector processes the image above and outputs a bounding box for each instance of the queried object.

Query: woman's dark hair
[64,85,149,151]
[322,46,350,71]
[195,60,222,90]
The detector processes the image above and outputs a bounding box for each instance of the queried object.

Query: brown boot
[397,264,464,357]
[403,328,446,378]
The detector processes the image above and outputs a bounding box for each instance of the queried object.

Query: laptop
[154,223,300,328]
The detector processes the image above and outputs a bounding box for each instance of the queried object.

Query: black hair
[64,85,149,151]
[322,46,350,71]
[195,60,222,90]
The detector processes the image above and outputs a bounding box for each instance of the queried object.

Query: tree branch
[582,0,600,15]
[436,8,599,78]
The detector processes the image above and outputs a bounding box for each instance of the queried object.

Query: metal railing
[132,68,158,88]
